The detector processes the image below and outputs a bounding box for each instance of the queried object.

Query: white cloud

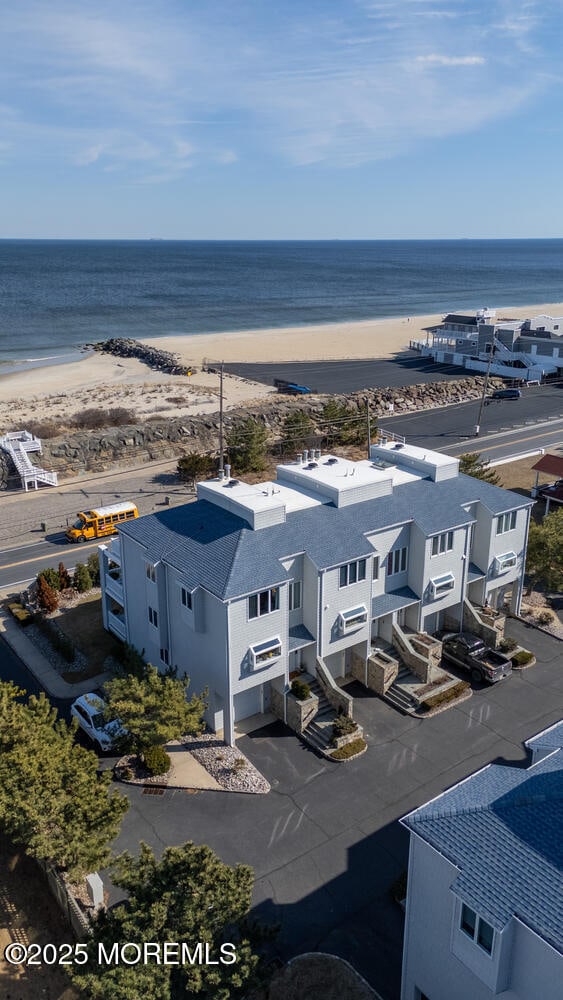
[416,54,485,65]
[0,0,557,176]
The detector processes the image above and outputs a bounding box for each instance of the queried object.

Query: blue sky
[1,0,562,238]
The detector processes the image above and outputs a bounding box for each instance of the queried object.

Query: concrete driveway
[109,620,562,1000]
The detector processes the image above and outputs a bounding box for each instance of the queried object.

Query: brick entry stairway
[302,676,339,752]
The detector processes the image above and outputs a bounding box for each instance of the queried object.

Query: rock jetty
[40,376,502,476]
[91,338,193,376]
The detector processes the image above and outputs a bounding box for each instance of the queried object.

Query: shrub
[119,767,134,782]
[86,552,101,587]
[536,609,555,625]
[142,745,171,777]
[511,650,534,667]
[232,757,247,773]
[107,407,136,426]
[291,679,311,701]
[72,407,109,429]
[177,453,215,485]
[499,637,518,652]
[58,561,72,590]
[36,575,59,613]
[330,738,367,760]
[332,715,357,739]
[115,642,147,678]
[73,563,93,593]
[38,567,61,592]
[26,420,62,439]
[421,680,469,711]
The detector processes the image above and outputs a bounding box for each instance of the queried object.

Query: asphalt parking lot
[108,620,562,1000]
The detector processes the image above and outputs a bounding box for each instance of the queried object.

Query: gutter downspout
[459,523,471,634]
[515,506,532,617]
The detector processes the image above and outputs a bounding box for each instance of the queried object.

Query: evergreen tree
[177,452,215,486]
[86,552,101,587]
[459,452,500,485]
[280,411,315,455]
[320,399,367,448]
[526,509,563,595]
[0,684,128,879]
[74,562,93,592]
[58,561,72,590]
[226,417,269,473]
[104,664,205,752]
[38,567,61,591]
[36,573,59,612]
[68,842,266,1000]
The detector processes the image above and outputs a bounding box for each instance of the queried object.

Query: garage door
[234,686,262,721]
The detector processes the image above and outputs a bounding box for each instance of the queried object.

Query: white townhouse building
[400,721,563,1000]
[99,441,533,744]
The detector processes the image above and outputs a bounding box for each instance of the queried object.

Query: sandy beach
[1,301,562,431]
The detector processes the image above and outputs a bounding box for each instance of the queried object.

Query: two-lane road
[0,535,101,591]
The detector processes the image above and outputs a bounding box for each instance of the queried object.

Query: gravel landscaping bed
[24,621,89,676]
[183,731,270,793]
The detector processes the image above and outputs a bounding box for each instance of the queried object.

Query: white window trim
[146,562,157,582]
[180,585,193,611]
[494,551,517,573]
[338,605,368,632]
[248,587,280,620]
[289,580,302,611]
[430,572,455,598]
[249,637,282,669]
[496,510,517,535]
[339,559,367,588]
[431,531,454,556]
[387,546,408,577]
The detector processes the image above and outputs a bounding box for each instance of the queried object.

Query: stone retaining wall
[39,375,499,476]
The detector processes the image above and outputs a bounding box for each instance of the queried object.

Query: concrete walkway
[0,607,112,698]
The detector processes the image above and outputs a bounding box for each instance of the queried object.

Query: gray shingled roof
[401,750,563,952]
[288,624,315,651]
[526,721,563,754]
[117,473,531,601]
[371,587,419,618]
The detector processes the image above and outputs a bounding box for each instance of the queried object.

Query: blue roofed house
[400,721,563,1000]
[99,441,533,745]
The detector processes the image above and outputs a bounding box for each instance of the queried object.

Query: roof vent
[326,457,338,465]
[393,443,404,450]
[306,462,318,470]
[226,479,240,487]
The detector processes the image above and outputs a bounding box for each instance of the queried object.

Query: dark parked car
[441,632,512,684]
[537,479,563,500]
[490,387,522,400]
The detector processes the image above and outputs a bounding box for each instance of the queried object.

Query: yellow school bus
[66,502,139,542]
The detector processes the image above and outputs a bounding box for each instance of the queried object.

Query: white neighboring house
[400,721,563,1000]
[99,442,533,745]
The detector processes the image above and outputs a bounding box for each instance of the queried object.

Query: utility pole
[219,362,224,477]
[366,403,372,457]
[474,339,496,437]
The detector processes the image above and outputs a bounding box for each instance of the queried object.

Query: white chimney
[224,463,231,480]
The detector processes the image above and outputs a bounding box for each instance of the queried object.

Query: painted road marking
[0,541,100,572]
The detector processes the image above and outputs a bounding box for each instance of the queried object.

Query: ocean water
[1,239,563,366]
